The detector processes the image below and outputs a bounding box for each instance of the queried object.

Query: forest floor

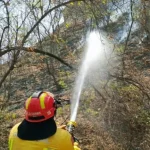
[1,42,150,150]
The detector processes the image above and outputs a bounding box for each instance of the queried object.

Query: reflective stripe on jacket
[9,123,74,150]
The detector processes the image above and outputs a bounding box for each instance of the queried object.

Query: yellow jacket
[9,123,74,150]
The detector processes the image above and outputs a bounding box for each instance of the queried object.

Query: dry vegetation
[1,47,150,150]
[1,42,150,150]
[1,0,150,150]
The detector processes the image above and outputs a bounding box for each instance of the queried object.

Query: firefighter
[9,91,81,150]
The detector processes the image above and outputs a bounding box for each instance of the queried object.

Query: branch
[0,48,11,56]
[111,75,150,100]
[0,26,8,49]
[1,46,74,69]
[0,51,20,87]
[7,99,24,105]
[124,0,134,51]
[24,47,74,69]
[0,0,10,49]
[122,0,134,76]
[91,84,106,102]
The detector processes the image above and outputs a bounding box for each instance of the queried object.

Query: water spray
[66,31,107,139]
[70,31,103,120]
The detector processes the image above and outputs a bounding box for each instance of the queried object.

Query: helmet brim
[17,117,57,140]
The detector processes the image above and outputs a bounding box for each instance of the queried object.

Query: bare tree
[0,0,87,88]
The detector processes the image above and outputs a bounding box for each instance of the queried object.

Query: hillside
[1,38,150,150]
[1,1,150,150]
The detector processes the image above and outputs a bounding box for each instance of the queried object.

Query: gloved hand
[58,125,66,130]
[74,142,81,150]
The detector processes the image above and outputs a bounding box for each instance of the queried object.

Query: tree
[0,0,87,88]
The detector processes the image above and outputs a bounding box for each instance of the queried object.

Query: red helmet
[25,91,56,122]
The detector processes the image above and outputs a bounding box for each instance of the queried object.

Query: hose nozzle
[66,121,77,134]
[66,121,79,143]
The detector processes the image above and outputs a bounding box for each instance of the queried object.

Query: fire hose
[66,121,80,150]
[55,99,81,150]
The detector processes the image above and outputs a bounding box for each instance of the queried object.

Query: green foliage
[86,108,99,116]
[58,80,67,89]
[136,110,150,126]
[57,105,69,117]
[109,82,118,89]
[0,110,17,121]
[110,82,139,93]
[110,82,141,101]
[120,84,140,100]
[66,71,71,78]
[102,0,107,4]
[119,84,138,92]
[81,89,96,110]
[115,45,125,53]
[57,107,63,116]
[57,70,71,89]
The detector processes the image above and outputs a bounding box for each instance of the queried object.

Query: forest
[0,0,150,150]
